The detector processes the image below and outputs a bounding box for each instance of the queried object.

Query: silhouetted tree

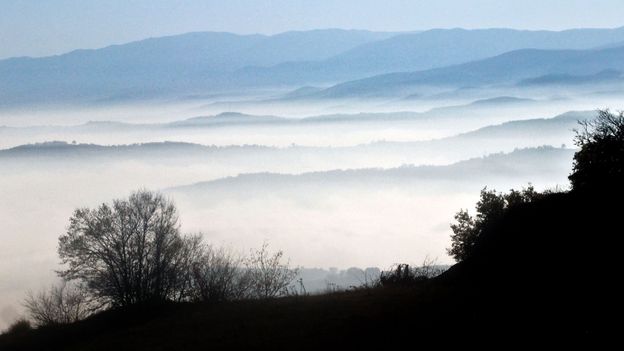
[448,185,540,261]
[569,109,624,190]
[57,190,203,307]
[23,282,92,327]
[191,245,252,303]
[245,242,298,298]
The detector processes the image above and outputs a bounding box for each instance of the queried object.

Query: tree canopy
[448,186,540,262]
[54,190,298,311]
[57,190,202,307]
[569,109,624,190]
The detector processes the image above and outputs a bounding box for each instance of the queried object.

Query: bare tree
[245,242,298,299]
[55,189,302,307]
[23,281,93,327]
[57,190,203,307]
[191,245,251,302]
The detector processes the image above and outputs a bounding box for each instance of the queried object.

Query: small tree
[569,109,624,190]
[448,186,540,261]
[246,242,298,299]
[57,190,202,307]
[191,245,251,303]
[23,282,92,327]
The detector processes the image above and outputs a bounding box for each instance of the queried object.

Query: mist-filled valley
[1,21,624,337]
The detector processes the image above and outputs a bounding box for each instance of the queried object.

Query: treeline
[14,190,446,330]
[447,109,624,263]
[18,191,300,328]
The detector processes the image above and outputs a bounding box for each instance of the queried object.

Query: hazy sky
[1,0,624,59]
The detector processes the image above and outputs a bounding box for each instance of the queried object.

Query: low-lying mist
[0,141,574,330]
[0,86,617,331]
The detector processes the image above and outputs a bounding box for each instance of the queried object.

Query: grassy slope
[1,188,620,349]
[1,287,452,350]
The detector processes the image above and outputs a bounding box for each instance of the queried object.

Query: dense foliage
[569,109,624,190]
[448,186,541,261]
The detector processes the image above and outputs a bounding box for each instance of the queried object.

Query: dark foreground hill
[1,185,620,349]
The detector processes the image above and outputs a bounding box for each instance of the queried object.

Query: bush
[3,318,32,336]
[378,258,445,287]
[245,242,299,299]
[23,281,93,327]
[191,246,251,303]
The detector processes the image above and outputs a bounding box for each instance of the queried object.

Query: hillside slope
[1,186,618,349]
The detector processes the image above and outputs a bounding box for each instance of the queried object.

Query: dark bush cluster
[2,319,32,336]
[448,185,542,262]
[378,258,446,287]
[448,109,624,263]
[569,109,624,190]
[23,282,93,327]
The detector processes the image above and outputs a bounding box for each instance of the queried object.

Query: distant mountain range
[2,27,624,106]
[240,27,624,86]
[0,29,393,106]
[517,69,623,86]
[306,46,624,99]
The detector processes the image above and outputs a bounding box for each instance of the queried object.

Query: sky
[1,0,624,59]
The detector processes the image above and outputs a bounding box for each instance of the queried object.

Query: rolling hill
[1,162,618,349]
[0,111,592,169]
[168,146,574,198]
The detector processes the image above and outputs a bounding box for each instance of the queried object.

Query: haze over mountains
[1,27,624,107]
[313,46,624,99]
[0,111,591,169]
[0,30,394,106]
[243,27,624,88]
[2,23,624,332]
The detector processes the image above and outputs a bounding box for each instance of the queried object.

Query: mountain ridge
[3,27,624,105]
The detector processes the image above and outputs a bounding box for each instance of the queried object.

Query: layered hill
[2,27,624,105]
[310,45,624,98]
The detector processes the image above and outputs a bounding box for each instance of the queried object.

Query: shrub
[378,257,445,287]
[23,281,93,327]
[245,242,299,299]
[3,318,32,336]
[191,245,251,303]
